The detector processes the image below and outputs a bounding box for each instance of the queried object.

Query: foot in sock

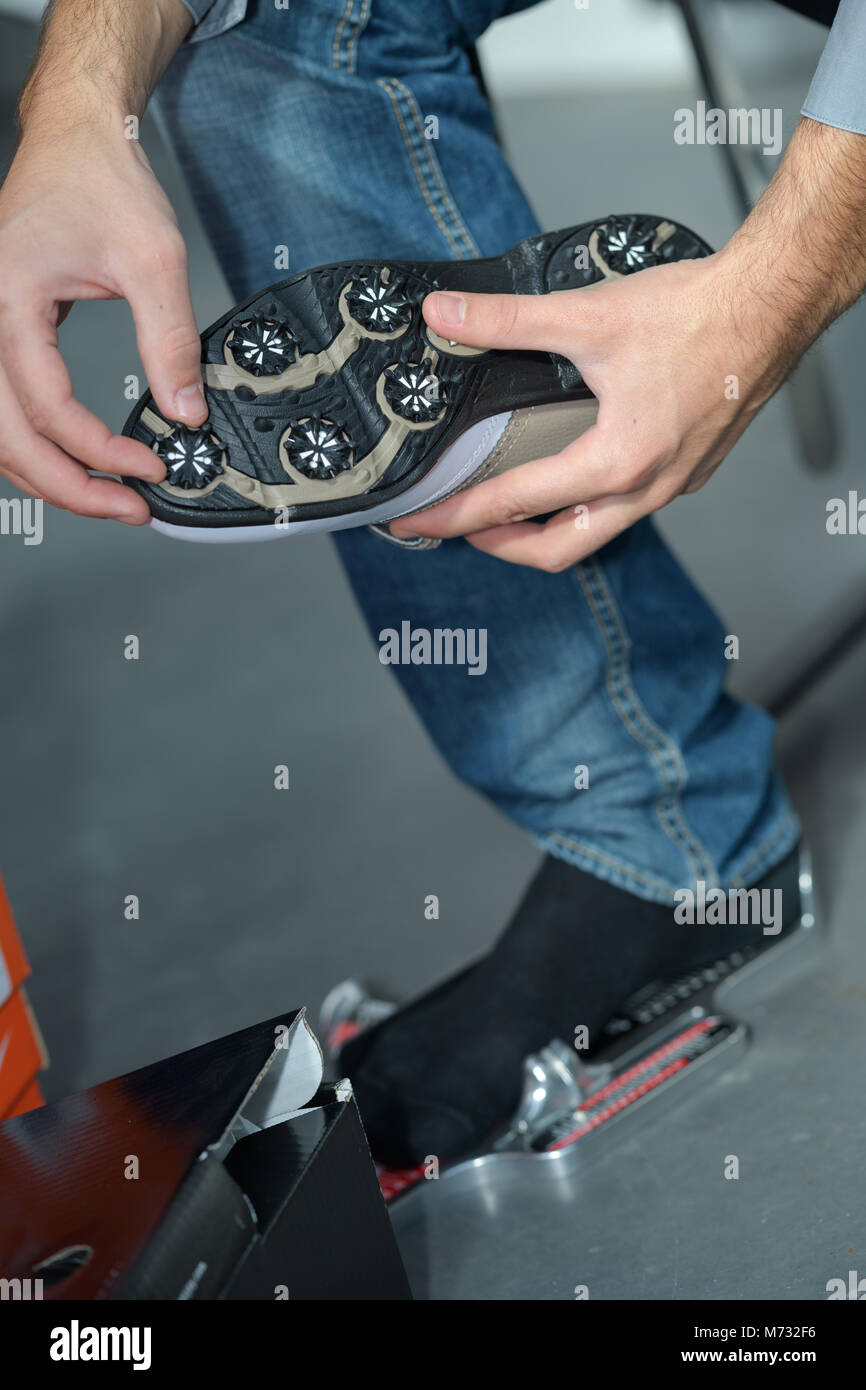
[341,850,802,1168]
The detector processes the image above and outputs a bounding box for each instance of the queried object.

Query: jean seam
[575,556,718,885]
[377,77,480,259]
[542,830,676,899]
[729,811,800,885]
[346,0,371,73]
[333,0,371,74]
[390,77,481,257]
[332,0,358,72]
[542,803,799,904]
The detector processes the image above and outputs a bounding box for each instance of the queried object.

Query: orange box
[0,876,29,1009]
[0,988,47,1120]
[6,1075,45,1119]
[0,875,46,1118]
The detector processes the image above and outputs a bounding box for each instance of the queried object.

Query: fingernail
[115,512,144,526]
[175,382,206,421]
[390,525,418,540]
[434,292,466,327]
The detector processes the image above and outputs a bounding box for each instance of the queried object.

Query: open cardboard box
[0,875,46,1120]
[0,1010,410,1301]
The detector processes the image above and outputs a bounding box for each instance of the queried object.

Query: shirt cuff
[802,0,866,136]
[177,0,248,45]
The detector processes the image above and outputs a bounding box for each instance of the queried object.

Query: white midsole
[149,411,512,545]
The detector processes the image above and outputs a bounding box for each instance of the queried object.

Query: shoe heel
[542,213,714,293]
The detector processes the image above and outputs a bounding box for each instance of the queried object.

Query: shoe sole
[121,214,711,542]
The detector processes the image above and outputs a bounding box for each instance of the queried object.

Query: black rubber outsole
[122,214,712,531]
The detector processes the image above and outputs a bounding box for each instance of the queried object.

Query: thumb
[422,287,578,356]
[124,241,206,427]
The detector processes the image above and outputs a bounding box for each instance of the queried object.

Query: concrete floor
[394,627,866,1300]
[0,5,863,1300]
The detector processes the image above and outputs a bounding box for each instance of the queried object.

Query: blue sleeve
[177,0,248,45]
[802,0,866,136]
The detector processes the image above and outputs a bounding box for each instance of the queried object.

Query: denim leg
[152,0,799,904]
[154,0,540,291]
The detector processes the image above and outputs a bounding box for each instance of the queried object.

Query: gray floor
[0,8,863,1300]
[394,631,866,1300]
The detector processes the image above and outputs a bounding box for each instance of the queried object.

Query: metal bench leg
[677,0,840,472]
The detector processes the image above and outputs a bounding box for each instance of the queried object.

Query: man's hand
[393,117,866,570]
[0,0,200,524]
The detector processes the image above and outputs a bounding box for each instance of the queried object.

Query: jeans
[152,0,799,905]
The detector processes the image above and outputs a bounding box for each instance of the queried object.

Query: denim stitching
[730,811,800,884]
[345,0,370,74]
[579,557,715,882]
[377,78,480,259]
[332,0,355,70]
[575,557,718,884]
[387,77,481,257]
[545,808,799,905]
[377,79,464,257]
[542,830,676,899]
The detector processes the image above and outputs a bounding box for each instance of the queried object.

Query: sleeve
[802,0,866,136]
[177,0,249,45]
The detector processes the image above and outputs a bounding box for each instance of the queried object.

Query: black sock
[341,849,801,1167]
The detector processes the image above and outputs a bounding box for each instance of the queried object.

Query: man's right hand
[0,126,206,525]
[0,0,201,524]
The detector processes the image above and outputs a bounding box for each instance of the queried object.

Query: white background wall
[479,0,693,91]
[480,0,827,94]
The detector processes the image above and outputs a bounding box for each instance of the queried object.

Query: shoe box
[0,874,46,1121]
[0,1010,411,1300]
